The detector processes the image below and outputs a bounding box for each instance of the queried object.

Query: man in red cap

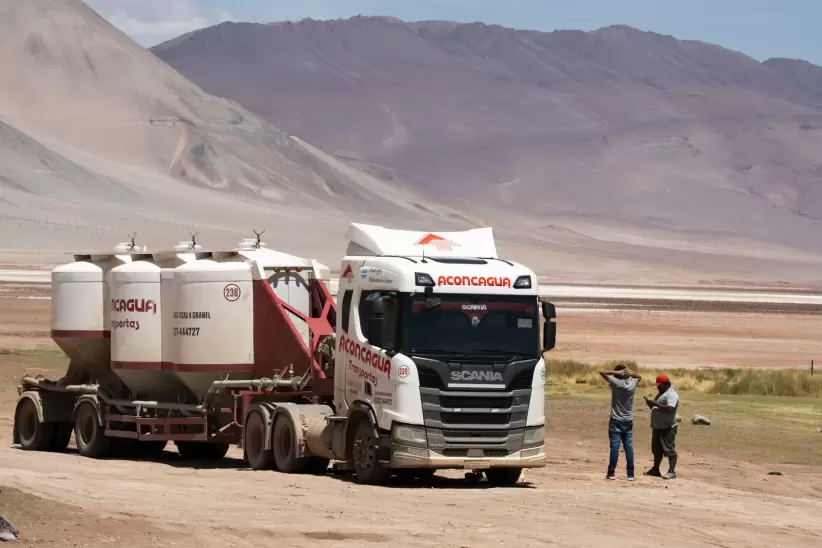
[643,374,679,480]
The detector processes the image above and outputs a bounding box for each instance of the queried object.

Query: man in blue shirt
[599,364,641,480]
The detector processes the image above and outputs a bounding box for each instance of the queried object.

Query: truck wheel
[175,441,229,460]
[245,411,275,470]
[74,402,111,459]
[351,420,390,484]
[485,468,522,486]
[15,398,54,451]
[272,414,308,473]
[47,423,73,452]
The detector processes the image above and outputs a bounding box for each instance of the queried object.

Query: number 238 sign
[223,284,241,302]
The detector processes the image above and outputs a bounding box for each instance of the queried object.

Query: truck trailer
[13,223,557,485]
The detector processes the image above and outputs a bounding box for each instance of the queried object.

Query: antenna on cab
[127,232,138,251]
[252,229,265,249]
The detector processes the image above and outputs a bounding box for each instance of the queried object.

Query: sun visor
[345,223,498,258]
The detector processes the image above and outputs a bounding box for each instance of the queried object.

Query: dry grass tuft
[545,359,822,397]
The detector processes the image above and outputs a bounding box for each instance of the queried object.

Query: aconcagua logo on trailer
[415,233,460,251]
[438,276,511,288]
[111,298,157,315]
[341,264,354,280]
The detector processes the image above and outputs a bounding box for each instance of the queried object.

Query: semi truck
[13,223,557,485]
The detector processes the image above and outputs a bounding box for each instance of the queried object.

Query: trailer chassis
[13,367,333,458]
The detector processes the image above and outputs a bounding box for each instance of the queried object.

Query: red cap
[654,375,670,386]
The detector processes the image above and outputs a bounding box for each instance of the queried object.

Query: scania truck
[13,223,556,486]
[316,223,556,484]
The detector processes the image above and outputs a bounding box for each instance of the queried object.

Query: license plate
[464,460,490,469]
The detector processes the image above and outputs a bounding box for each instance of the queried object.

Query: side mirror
[541,301,556,320]
[367,316,385,348]
[542,320,556,352]
[423,286,441,308]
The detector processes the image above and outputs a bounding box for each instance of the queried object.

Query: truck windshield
[401,294,539,358]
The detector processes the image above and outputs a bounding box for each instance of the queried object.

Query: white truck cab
[333,223,556,482]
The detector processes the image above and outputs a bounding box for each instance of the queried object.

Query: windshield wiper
[471,349,531,358]
[410,348,466,356]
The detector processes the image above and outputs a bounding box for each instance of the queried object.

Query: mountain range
[149,17,822,285]
[0,1,465,267]
[2,2,822,285]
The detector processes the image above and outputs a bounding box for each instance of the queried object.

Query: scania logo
[450,370,503,382]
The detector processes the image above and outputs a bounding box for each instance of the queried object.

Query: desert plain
[2,276,821,547]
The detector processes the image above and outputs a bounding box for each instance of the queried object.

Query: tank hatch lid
[344,223,497,259]
[237,247,313,269]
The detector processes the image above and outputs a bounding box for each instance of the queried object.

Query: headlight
[523,426,545,446]
[393,424,427,445]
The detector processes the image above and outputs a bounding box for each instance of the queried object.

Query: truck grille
[443,448,510,458]
[439,395,514,409]
[419,387,530,456]
[411,359,539,458]
[440,412,512,425]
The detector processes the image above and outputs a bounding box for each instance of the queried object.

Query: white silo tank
[110,260,194,402]
[169,259,254,401]
[52,256,128,389]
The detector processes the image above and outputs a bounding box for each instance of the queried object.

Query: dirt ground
[2,419,822,547]
[3,288,822,546]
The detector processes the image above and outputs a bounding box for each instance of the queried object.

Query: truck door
[336,289,354,408]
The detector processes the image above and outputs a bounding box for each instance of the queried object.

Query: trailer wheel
[352,421,391,484]
[485,468,522,486]
[272,414,308,474]
[245,411,275,470]
[175,441,229,460]
[74,402,111,459]
[15,398,54,451]
[47,423,73,452]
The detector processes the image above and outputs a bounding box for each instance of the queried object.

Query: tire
[47,423,73,452]
[272,414,308,473]
[351,420,391,485]
[305,457,330,475]
[485,467,523,486]
[74,402,112,459]
[15,398,54,451]
[245,411,275,470]
[175,441,229,460]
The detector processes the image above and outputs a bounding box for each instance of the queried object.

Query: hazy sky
[85,0,821,64]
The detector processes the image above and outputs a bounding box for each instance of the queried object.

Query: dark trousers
[608,419,635,477]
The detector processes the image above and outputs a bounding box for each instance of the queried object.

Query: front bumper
[390,442,546,469]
